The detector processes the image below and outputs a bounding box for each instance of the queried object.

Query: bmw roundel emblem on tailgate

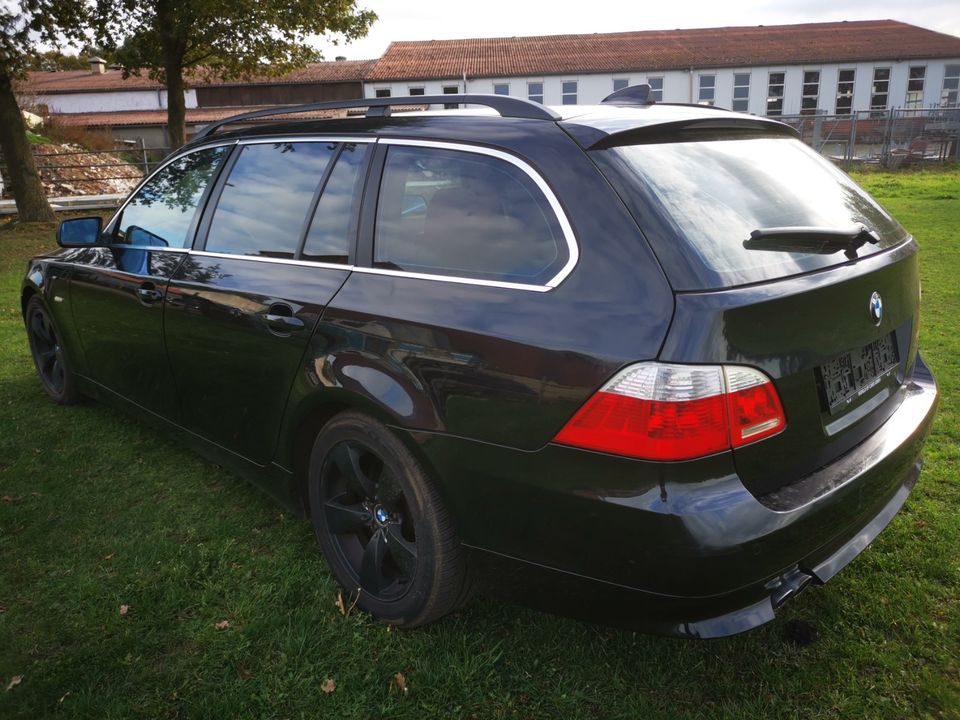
[869,291,883,325]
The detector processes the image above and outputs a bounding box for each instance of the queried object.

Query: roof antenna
[602,83,655,106]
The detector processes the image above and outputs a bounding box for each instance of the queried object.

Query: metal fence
[0,139,170,203]
[778,108,960,169]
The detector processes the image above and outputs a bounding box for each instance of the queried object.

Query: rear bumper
[410,354,938,637]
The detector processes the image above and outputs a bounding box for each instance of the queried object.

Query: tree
[94,0,376,149]
[0,1,87,221]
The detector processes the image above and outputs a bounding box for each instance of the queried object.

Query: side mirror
[57,217,103,248]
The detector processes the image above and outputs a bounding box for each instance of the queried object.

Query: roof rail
[602,84,655,106]
[194,94,561,139]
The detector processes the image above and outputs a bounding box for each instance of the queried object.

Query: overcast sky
[314,0,960,60]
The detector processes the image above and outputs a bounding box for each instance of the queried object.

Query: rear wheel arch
[288,394,447,520]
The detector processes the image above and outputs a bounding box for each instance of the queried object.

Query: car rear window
[594,136,909,290]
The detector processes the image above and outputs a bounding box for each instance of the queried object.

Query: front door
[69,145,231,420]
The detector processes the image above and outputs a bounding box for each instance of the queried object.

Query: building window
[836,69,855,115]
[528,81,544,104]
[562,81,578,105]
[940,65,960,107]
[871,68,890,112]
[943,65,960,107]
[613,78,629,92]
[408,87,425,96]
[375,88,391,98]
[732,73,750,112]
[698,75,715,105]
[493,83,509,95]
[800,70,820,115]
[443,84,459,109]
[905,66,926,108]
[767,72,785,115]
[647,77,663,102]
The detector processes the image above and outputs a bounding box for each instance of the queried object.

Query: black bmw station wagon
[22,88,938,637]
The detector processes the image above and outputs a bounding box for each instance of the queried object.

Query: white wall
[365,57,960,115]
[40,89,199,114]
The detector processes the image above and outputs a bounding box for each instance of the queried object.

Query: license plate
[818,334,899,414]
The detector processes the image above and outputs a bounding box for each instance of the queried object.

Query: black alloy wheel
[308,412,472,627]
[25,296,80,404]
[321,439,418,600]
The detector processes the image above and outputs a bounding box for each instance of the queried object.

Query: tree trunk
[0,69,54,222]
[164,59,186,149]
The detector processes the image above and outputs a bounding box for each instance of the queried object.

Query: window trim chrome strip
[188,250,353,271]
[379,138,579,289]
[351,265,550,292]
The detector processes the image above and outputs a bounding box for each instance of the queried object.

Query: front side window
[374,144,568,285]
[905,66,926,108]
[302,143,370,264]
[836,69,855,115]
[647,77,664,102]
[940,64,959,107]
[115,145,228,248]
[801,70,820,115]
[205,142,336,258]
[698,75,715,106]
[767,72,785,116]
[732,73,750,112]
[493,83,509,95]
[871,68,890,111]
[528,81,544,104]
[562,81,578,105]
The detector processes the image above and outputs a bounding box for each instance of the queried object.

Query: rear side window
[596,137,908,290]
[205,142,336,258]
[115,145,227,248]
[373,145,568,285]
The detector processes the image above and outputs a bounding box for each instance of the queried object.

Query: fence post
[139,137,149,175]
[812,111,824,152]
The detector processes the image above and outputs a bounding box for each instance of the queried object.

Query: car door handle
[264,314,305,332]
[137,284,163,304]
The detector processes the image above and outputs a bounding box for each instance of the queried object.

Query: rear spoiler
[564,117,800,150]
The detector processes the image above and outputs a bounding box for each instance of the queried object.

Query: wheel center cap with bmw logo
[869,291,883,325]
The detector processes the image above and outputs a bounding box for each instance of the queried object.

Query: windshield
[594,136,908,290]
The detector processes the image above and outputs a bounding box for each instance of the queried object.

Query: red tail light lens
[554,363,785,461]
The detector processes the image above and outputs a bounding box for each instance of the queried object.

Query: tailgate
[659,241,921,497]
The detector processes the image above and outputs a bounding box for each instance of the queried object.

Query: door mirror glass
[57,216,102,247]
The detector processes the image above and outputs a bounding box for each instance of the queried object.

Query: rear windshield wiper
[743,225,880,259]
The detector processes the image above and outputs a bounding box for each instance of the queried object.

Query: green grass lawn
[1,168,958,720]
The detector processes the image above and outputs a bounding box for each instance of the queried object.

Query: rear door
[68,144,230,419]
[163,139,371,464]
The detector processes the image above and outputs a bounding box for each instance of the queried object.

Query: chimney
[335,56,347,62]
[88,56,106,74]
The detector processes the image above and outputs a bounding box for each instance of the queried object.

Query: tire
[24,295,81,405]
[308,411,472,627]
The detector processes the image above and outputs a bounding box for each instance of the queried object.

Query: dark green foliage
[92,0,376,147]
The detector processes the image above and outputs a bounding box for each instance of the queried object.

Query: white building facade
[365,61,960,115]
[362,21,960,116]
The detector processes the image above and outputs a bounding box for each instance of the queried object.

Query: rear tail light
[554,363,785,461]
